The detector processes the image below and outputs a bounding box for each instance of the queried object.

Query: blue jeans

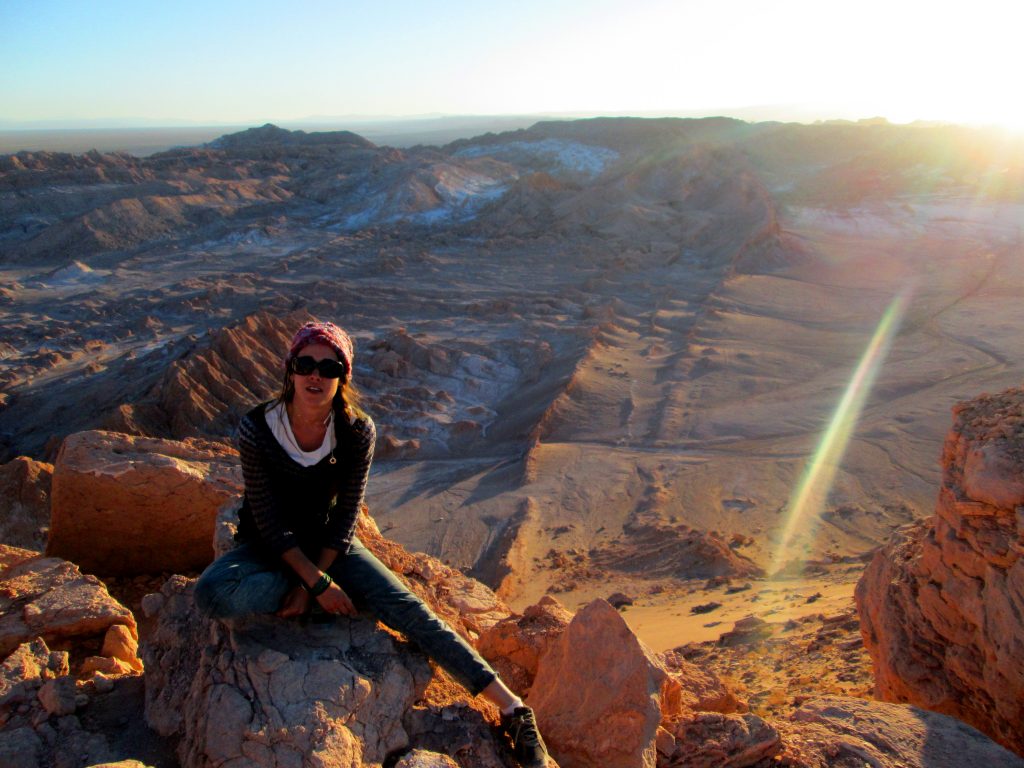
[193,536,497,696]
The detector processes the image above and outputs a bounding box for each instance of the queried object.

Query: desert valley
[2,117,1024,767]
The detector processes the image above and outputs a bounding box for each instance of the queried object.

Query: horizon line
[0,110,995,133]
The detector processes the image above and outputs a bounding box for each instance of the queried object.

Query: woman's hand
[277,585,311,618]
[316,581,356,616]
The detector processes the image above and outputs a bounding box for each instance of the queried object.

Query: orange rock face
[528,599,685,768]
[47,430,241,575]
[477,594,573,695]
[0,554,136,660]
[857,386,1024,756]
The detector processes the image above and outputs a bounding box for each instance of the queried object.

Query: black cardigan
[234,400,376,557]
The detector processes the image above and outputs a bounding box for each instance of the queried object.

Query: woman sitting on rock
[194,321,548,768]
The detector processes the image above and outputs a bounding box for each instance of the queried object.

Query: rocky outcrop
[528,599,759,768]
[47,430,242,575]
[143,566,519,767]
[0,552,137,662]
[145,575,434,767]
[477,595,573,694]
[0,548,147,768]
[145,310,299,440]
[857,386,1024,756]
[0,456,52,551]
[777,696,1024,768]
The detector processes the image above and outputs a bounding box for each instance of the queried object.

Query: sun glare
[771,287,914,575]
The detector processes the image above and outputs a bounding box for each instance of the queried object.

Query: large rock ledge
[46,430,242,576]
[144,575,443,767]
[857,386,1024,756]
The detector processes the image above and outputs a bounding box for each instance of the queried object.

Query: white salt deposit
[340,165,509,230]
[454,139,619,177]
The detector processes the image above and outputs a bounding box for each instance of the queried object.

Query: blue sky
[3,0,1019,129]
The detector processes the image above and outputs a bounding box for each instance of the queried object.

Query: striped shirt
[234,400,376,556]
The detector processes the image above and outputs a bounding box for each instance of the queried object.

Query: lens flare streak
[771,287,913,572]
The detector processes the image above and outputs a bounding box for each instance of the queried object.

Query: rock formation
[0,456,52,551]
[2,422,1022,767]
[0,548,138,660]
[47,430,242,575]
[776,696,1024,768]
[0,545,148,768]
[477,595,573,694]
[145,575,441,767]
[857,386,1024,756]
[528,598,755,768]
[146,310,299,440]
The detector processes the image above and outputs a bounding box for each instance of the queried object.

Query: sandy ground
[621,568,864,650]
[367,198,1024,607]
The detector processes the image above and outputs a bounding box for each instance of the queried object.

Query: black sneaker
[501,706,549,767]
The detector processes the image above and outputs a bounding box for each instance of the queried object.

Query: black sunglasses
[290,355,348,379]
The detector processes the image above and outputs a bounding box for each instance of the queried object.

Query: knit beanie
[286,321,354,378]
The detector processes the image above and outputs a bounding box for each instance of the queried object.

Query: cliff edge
[857,385,1024,756]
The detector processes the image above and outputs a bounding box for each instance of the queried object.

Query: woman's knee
[193,568,236,619]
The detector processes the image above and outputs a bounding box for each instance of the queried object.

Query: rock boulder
[477,595,573,695]
[144,570,523,768]
[527,598,768,768]
[778,696,1024,767]
[0,553,137,661]
[47,430,242,575]
[528,599,682,768]
[145,576,429,767]
[0,636,68,710]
